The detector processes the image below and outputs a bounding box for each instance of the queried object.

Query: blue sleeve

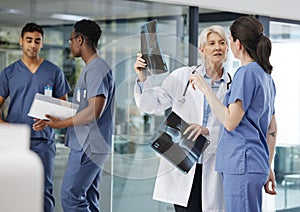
[53,66,71,98]
[228,67,257,112]
[86,61,111,99]
[0,68,9,98]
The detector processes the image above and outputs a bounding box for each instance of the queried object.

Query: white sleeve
[134,76,174,114]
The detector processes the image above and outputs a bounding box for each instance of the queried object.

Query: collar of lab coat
[195,64,230,99]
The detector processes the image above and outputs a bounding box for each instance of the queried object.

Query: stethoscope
[178,69,196,104]
[178,67,232,104]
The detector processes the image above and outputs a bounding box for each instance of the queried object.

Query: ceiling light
[50,13,89,21]
[0,9,24,14]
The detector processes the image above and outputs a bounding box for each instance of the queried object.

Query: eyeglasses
[67,35,79,45]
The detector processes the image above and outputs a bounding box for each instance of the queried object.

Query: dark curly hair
[73,19,102,49]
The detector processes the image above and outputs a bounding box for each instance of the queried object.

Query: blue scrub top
[0,59,71,141]
[65,57,115,154]
[216,62,276,175]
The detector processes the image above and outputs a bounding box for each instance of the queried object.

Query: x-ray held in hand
[141,19,168,76]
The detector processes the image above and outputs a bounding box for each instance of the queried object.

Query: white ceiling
[0,0,193,27]
[1,0,300,28]
[1,0,297,39]
[146,0,300,22]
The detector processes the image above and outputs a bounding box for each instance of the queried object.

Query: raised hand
[134,53,147,82]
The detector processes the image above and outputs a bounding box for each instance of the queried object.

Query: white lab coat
[134,65,230,212]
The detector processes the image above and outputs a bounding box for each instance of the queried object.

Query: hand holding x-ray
[140,19,168,76]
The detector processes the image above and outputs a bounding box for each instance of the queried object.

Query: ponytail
[230,16,274,75]
[257,35,273,74]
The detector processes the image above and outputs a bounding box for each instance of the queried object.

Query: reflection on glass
[270,21,300,210]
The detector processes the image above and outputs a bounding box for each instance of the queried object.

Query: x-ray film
[151,111,210,174]
[141,19,168,75]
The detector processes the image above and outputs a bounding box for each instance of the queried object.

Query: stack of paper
[27,93,79,120]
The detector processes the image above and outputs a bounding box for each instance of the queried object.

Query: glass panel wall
[270,21,300,211]
[101,17,190,212]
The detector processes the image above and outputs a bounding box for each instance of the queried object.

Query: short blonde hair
[198,25,229,48]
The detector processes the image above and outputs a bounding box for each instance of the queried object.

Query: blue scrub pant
[30,139,56,212]
[61,149,102,212]
[221,172,268,212]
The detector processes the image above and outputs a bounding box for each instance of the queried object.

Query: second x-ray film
[151,111,210,174]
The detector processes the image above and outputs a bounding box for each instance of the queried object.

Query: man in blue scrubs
[0,23,71,212]
[46,19,115,212]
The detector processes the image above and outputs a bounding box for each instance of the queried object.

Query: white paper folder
[28,93,79,120]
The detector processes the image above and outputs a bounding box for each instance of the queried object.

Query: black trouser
[174,163,202,212]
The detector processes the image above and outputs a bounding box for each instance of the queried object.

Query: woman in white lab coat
[134,25,231,212]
